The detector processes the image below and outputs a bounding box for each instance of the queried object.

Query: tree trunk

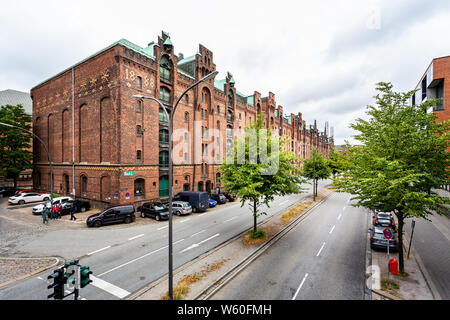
[13,175,17,188]
[253,199,257,233]
[397,212,405,273]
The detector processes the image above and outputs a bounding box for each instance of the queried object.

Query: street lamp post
[134,70,218,300]
[0,121,53,206]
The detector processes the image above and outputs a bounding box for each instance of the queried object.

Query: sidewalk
[130,188,333,300]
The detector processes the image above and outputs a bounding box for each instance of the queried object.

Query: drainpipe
[72,68,76,199]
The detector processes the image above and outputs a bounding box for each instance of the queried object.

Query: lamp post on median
[134,70,218,300]
[0,121,54,206]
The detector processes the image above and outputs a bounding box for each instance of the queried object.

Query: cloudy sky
[1,0,450,145]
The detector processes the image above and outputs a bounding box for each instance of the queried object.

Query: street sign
[125,192,130,200]
[124,171,134,177]
[383,228,393,240]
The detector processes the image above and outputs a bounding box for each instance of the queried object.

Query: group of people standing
[42,203,77,225]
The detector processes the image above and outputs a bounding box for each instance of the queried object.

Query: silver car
[171,201,192,216]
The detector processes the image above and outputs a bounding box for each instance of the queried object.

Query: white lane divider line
[157,225,168,230]
[337,213,342,220]
[292,273,309,300]
[224,217,238,223]
[180,233,220,253]
[37,276,44,281]
[88,246,111,256]
[191,230,206,238]
[316,242,326,257]
[90,275,130,299]
[179,218,191,223]
[343,206,347,211]
[329,225,336,234]
[128,234,144,241]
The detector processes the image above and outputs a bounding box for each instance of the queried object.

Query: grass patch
[381,278,400,292]
[396,271,409,278]
[281,202,312,223]
[161,259,228,300]
[242,228,271,247]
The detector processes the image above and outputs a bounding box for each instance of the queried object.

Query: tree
[333,82,450,273]
[219,114,306,236]
[0,104,33,188]
[302,148,332,199]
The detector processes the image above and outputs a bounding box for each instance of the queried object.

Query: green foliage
[333,82,450,272]
[249,229,267,239]
[0,104,33,187]
[302,148,332,181]
[219,114,306,232]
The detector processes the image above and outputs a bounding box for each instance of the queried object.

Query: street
[210,192,368,300]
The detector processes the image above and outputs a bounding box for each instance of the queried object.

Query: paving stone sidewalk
[0,257,60,287]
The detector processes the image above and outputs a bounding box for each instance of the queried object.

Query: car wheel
[94,221,101,228]
[19,200,25,205]
[81,207,86,213]
[124,217,131,224]
[156,215,160,221]
[43,197,49,201]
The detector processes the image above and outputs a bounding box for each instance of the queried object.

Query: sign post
[383,228,393,287]
[407,220,416,259]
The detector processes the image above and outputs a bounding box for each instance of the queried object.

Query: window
[159,129,169,145]
[217,120,220,129]
[137,150,142,162]
[159,107,169,123]
[137,76,142,89]
[160,86,171,104]
[159,175,169,197]
[160,55,172,82]
[228,89,234,108]
[227,110,233,122]
[201,109,204,119]
[422,76,427,100]
[239,113,241,120]
[137,100,142,113]
[184,112,189,123]
[184,132,188,141]
[134,178,145,196]
[435,81,444,111]
[136,125,142,137]
[81,175,88,195]
[185,94,189,104]
[217,105,220,114]
[159,151,169,168]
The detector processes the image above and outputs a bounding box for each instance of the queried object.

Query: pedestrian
[57,204,62,219]
[42,206,49,225]
[50,205,55,220]
[70,203,77,221]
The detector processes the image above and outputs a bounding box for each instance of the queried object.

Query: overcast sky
[1,0,450,145]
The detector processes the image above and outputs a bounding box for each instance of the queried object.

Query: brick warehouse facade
[31,31,334,208]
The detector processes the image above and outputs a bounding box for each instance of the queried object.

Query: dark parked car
[86,205,136,227]
[223,192,237,202]
[210,193,227,204]
[61,200,91,215]
[174,192,209,212]
[141,202,169,221]
[373,212,395,228]
[0,187,17,198]
[370,226,398,252]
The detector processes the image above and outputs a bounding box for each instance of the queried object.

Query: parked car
[32,196,73,215]
[8,192,51,205]
[373,212,395,228]
[174,192,209,213]
[0,187,17,198]
[209,199,217,208]
[223,192,237,202]
[172,201,192,216]
[14,189,46,196]
[60,200,91,215]
[210,193,227,205]
[86,205,136,227]
[141,202,169,221]
[370,226,398,252]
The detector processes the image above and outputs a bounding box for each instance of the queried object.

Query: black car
[210,193,227,204]
[141,202,169,221]
[0,187,17,198]
[223,192,237,202]
[373,212,395,228]
[86,205,136,227]
[61,200,91,215]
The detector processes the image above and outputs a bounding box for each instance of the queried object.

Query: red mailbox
[389,258,398,274]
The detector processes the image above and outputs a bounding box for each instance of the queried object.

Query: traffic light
[79,265,92,288]
[47,268,66,299]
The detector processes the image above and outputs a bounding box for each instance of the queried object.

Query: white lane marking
[128,234,144,241]
[179,218,191,223]
[343,206,347,211]
[191,230,206,237]
[279,200,289,206]
[81,298,87,300]
[180,233,220,253]
[37,277,44,281]
[88,246,111,256]
[329,225,336,234]
[157,226,168,230]
[316,242,326,257]
[224,216,238,223]
[337,213,342,220]
[292,273,309,300]
[90,275,130,299]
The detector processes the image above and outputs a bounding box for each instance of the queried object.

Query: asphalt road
[404,213,450,300]
[0,180,330,300]
[211,192,368,300]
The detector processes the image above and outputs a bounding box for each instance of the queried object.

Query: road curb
[364,208,373,300]
[0,256,62,288]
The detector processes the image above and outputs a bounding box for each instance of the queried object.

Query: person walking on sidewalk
[50,205,55,220]
[57,204,62,219]
[70,203,77,221]
[42,206,49,225]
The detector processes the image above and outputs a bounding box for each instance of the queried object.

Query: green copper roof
[247,95,254,107]
[214,79,226,92]
[178,53,198,65]
[163,37,173,46]
[230,76,235,84]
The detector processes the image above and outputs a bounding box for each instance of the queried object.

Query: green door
[159,176,169,197]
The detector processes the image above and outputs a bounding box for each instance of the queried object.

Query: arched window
[160,55,172,82]
[184,112,189,122]
[227,110,233,122]
[228,89,234,108]
[136,150,142,162]
[159,151,169,167]
[159,86,171,104]
[217,105,220,114]
[81,175,88,196]
[159,129,169,145]
[137,76,142,89]
[185,94,189,104]
[137,100,142,113]
[134,178,145,196]
[136,125,142,137]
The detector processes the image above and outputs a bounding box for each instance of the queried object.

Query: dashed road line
[88,246,111,256]
[292,273,309,300]
[179,218,191,223]
[180,233,220,253]
[337,213,342,220]
[329,225,335,234]
[128,234,145,241]
[157,225,168,230]
[223,217,238,223]
[191,230,206,237]
[316,242,326,257]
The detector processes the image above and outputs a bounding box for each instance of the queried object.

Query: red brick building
[31,31,334,207]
